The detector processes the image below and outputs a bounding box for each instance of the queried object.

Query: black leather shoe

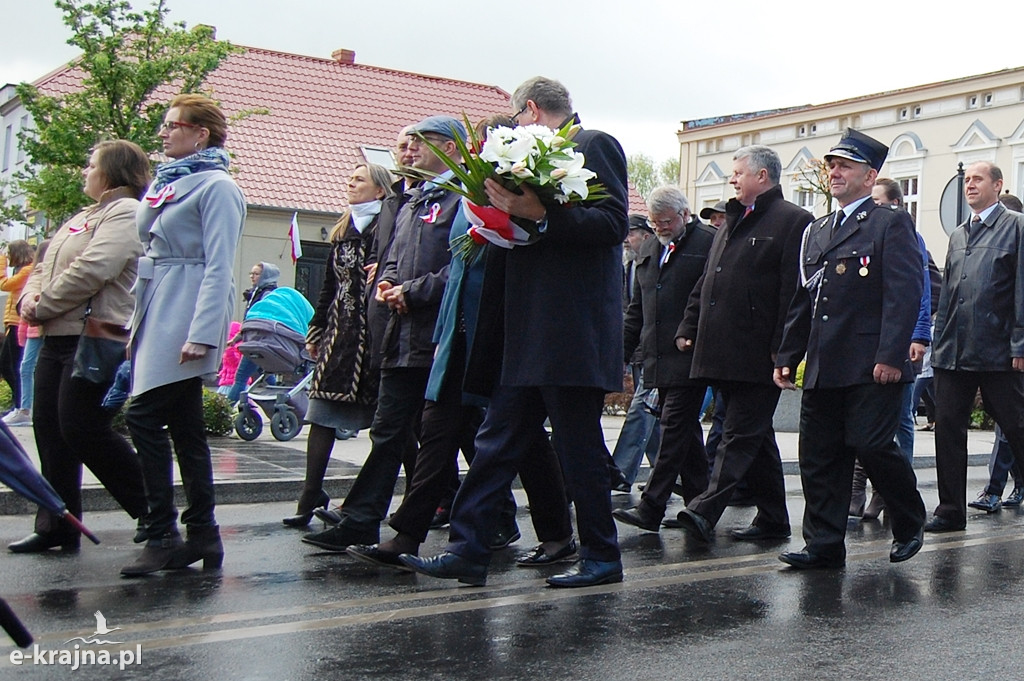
[313,506,345,526]
[347,544,413,571]
[890,529,924,563]
[672,508,714,542]
[923,515,966,533]
[968,492,1002,513]
[302,524,378,552]
[399,551,487,586]
[779,550,845,570]
[1005,487,1024,507]
[8,532,80,554]
[488,522,521,550]
[612,506,662,532]
[546,559,623,588]
[283,490,330,528]
[429,506,451,529]
[515,539,578,566]
[730,524,791,541]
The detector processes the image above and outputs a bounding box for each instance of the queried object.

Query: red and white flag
[288,212,302,263]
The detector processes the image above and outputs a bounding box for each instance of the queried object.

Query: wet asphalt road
[1,467,1023,681]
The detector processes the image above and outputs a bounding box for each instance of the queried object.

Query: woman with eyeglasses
[121,93,245,576]
[10,140,150,554]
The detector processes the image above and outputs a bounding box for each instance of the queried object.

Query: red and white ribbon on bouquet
[462,197,533,249]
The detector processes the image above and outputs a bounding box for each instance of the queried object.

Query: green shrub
[109,388,234,437]
[0,381,12,411]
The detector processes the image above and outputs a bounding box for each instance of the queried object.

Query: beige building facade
[677,67,1024,254]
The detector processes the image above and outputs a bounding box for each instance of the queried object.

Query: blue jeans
[19,336,43,410]
[896,382,915,462]
[611,369,661,485]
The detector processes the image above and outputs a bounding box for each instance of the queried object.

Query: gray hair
[734,145,782,185]
[511,77,573,117]
[647,185,690,216]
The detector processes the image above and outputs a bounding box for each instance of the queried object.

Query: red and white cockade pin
[420,202,442,224]
[144,184,176,208]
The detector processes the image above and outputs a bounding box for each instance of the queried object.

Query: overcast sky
[4,0,1024,162]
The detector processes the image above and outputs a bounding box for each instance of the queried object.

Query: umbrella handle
[61,513,101,545]
[0,597,33,648]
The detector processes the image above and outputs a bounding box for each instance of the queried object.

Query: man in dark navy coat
[671,145,810,543]
[613,185,715,531]
[774,129,926,568]
[401,76,629,587]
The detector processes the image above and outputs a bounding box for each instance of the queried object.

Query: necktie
[966,214,981,241]
[831,211,845,237]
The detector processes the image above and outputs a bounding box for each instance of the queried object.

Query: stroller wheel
[271,409,301,441]
[234,410,263,441]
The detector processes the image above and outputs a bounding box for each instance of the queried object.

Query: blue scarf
[151,147,231,191]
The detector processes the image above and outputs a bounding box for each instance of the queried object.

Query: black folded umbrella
[0,420,100,545]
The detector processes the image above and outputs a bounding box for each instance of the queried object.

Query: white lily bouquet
[410,114,609,262]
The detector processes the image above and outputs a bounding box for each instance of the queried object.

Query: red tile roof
[35,45,647,215]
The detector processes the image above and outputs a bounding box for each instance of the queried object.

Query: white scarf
[350,200,382,233]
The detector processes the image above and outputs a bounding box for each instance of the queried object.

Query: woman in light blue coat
[121,94,246,577]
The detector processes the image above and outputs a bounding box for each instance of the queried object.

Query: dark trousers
[126,376,214,538]
[799,383,926,559]
[32,336,147,534]
[638,385,708,516]
[934,368,1024,524]
[688,381,788,530]
[339,367,430,531]
[448,385,618,565]
[985,425,1024,495]
[0,325,23,409]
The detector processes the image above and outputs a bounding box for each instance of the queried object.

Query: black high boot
[166,524,224,570]
[120,532,184,577]
[849,460,867,517]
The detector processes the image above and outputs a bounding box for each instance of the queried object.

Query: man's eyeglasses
[159,120,198,133]
[647,211,683,229]
[511,104,528,125]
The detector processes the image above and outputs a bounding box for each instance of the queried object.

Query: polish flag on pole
[288,212,302,263]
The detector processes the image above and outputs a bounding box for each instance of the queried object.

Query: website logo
[9,610,142,671]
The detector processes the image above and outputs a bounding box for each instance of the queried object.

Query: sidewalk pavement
[0,414,1000,516]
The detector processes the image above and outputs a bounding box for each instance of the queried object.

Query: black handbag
[71,311,129,384]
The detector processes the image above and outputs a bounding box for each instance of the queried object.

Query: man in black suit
[613,186,715,531]
[774,128,926,568]
[401,77,629,587]
[925,161,1024,532]
[672,145,811,543]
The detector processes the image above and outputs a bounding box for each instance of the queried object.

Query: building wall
[677,68,1024,256]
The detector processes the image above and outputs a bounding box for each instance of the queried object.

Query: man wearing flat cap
[774,128,926,568]
[302,114,465,551]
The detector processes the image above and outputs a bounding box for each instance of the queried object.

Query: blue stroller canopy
[245,287,314,335]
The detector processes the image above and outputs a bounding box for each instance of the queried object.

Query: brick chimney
[331,48,355,65]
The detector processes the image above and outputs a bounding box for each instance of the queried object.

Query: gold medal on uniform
[835,262,846,275]
[858,255,870,277]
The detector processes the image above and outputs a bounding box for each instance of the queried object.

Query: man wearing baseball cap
[774,128,926,568]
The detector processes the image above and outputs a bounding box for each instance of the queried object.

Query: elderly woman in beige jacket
[8,140,150,554]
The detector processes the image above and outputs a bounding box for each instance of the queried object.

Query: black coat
[680,184,811,385]
[379,182,460,369]
[365,185,406,374]
[776,199,922,388]
[932,202,1024,371]
[624,223,715,388]
[474,122,629,393]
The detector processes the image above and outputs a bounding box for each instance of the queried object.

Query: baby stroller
[233,287,315,442]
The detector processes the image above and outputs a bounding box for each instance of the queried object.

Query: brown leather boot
[120,532,184,577]
[166,524,224,570]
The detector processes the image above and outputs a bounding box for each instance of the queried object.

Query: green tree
[627,153,683,200]
[5,0,241,232]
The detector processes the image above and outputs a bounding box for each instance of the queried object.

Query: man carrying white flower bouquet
[402,76,629,587]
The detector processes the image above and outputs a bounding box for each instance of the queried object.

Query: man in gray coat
[926,161,1024,532]
[302,115,465,551]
